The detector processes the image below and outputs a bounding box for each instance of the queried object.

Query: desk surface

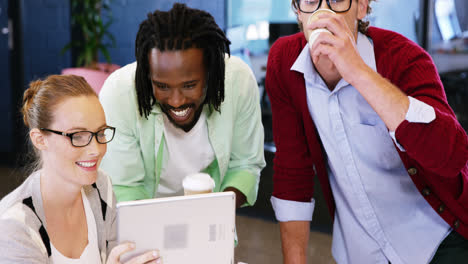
[431,53,468,74]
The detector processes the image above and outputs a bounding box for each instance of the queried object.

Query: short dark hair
[135,3,231,118]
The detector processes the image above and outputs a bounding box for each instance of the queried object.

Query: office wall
[20,0,71,87]
[106,0,226,67]
[0,0,71,163]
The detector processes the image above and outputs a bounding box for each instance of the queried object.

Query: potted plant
[61,0,120,94]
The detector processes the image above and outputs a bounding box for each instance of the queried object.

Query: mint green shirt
[99,56,266,206]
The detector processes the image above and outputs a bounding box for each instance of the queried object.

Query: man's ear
[30,128,47,151]
[357,0,369,20]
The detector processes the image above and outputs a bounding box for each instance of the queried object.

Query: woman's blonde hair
[22,75,96,129]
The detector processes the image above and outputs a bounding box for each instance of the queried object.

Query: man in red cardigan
[265,0,468,263]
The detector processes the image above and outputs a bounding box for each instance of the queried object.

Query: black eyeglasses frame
[40,127,116,147]
[296,0,353,14]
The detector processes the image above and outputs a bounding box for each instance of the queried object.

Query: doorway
[0,0,12,158]
[0,0,24,166]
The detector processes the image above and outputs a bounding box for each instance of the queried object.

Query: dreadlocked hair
[135,3,231,118]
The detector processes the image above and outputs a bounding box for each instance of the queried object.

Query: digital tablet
[116,192,236,264]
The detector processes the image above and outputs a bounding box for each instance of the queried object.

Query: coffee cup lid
[307,9,336,26]
[182,173,215,191]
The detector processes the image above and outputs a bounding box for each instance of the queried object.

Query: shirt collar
[291,32,377,82]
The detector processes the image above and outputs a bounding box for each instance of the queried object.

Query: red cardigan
[265,26,468,239]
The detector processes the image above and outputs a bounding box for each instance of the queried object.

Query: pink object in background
[61,63,120,94]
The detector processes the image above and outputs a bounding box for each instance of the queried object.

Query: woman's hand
[107,242,162,264]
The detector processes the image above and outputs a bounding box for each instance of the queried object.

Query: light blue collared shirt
[271,33,449,264]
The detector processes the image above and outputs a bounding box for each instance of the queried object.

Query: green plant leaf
[99,45,111,63]
[64,0,115,67]
[60,43,73,55]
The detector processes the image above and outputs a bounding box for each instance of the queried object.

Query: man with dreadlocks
[99,3,265,209]
[265,0,468,263]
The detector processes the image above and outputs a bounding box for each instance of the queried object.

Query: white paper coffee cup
[182,173,215,195]
[307,9,335,46]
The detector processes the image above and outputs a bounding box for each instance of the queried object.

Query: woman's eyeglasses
[40,127,116,147]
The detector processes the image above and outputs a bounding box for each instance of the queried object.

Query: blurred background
[1,0,467,263]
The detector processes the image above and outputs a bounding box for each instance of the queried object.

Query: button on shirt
[272,33,450,264]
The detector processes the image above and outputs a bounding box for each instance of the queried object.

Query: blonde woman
[0,75,161,264]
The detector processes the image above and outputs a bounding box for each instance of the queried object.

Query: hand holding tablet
[116,192,236,264]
